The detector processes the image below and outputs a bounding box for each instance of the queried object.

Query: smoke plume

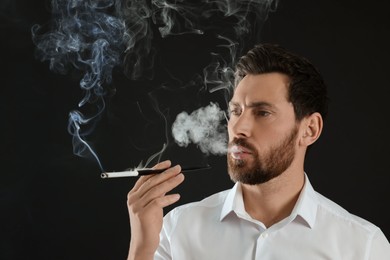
[31,0,278,170]
[172,102,227,155]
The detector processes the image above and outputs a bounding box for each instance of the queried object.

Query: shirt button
[261,233,268,238]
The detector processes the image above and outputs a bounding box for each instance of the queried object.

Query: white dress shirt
[155,174,390,259]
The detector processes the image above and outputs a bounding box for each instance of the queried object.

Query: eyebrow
[229,101,274,109]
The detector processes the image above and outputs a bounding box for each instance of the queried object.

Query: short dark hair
[235,43,329,121]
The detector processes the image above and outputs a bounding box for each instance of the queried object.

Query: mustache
[228,138,257,153]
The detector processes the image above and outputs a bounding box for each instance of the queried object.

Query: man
[126,43,390,259]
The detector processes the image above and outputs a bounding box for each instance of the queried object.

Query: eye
[229,107,241,116]
[255,110,271,117]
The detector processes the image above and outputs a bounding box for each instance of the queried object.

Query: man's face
[227,72,299,185]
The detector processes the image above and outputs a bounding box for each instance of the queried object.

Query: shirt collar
[220,173,318,229]
[220,182,244,221]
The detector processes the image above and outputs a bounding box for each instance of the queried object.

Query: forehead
[231,72,290,105]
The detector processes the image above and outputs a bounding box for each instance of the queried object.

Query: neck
[240,168,305,228]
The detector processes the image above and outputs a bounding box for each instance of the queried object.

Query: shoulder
[304,175,382,237]
[313,191,390,254]
[315,191,382,235]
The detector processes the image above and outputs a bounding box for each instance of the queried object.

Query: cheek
[251,129,280,149]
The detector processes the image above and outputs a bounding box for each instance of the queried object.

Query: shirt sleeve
[368,228,390,260]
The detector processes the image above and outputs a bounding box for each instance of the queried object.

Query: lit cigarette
[101,165,211,179]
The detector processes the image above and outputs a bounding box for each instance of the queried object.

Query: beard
[227,125,299,185]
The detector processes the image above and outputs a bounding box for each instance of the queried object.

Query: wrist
[128,243,156,260]
[127,251,154,260]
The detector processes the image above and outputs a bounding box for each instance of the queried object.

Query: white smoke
[171,102,227,155]
[31,0,279,170]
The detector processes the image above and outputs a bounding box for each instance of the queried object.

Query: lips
[229,145,252,159]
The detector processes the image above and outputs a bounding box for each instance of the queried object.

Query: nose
[228,111,253,138]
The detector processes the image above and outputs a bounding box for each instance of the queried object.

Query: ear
[299,112,323,147]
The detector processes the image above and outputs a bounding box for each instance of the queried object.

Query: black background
[1,0,390,259]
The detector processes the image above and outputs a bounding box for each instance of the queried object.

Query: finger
[129,160,172,194]
[151,160,171,170]
[145,193,181,209]
[136,165,182,197]
[141,172,185,204]
[128,173,184,214]
[127,164,181,208]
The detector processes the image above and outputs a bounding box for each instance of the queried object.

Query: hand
[127,160,185,260]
